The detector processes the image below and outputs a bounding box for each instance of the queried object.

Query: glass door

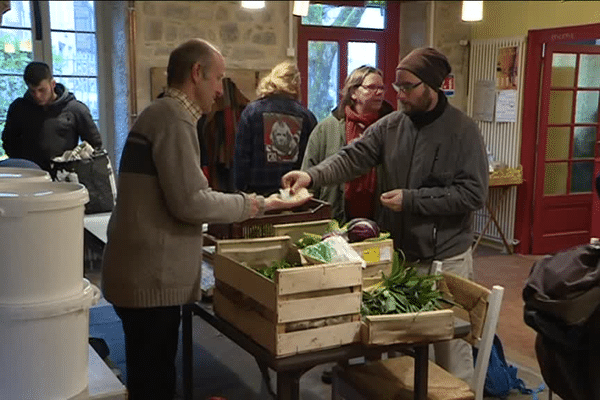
[532,43,600,253]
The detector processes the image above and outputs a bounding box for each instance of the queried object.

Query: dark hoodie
[2,83,102,172]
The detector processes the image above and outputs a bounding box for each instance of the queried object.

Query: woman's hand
[265,188,313,212]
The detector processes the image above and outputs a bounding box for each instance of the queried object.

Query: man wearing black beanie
[282,46,489,384]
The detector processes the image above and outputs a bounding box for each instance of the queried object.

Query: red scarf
[344,105,379,220]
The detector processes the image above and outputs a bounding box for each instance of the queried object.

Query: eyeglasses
[359,84,386,93]
[392,81,423,94]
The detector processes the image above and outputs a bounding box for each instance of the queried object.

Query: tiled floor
[85,243,557,399]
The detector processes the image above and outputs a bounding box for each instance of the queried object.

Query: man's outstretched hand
[281,170,312,195]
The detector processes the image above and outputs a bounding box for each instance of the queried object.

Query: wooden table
[473,168,524,254]
[181,301,470,400]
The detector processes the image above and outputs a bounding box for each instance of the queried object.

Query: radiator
[466,36,527,248]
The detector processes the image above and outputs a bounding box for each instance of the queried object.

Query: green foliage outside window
[304,4,371,121]
[0,33,32,159]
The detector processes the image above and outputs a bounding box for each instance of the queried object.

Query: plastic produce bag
[301,235,366,268]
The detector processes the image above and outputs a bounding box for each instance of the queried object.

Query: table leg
[473,199,495,252]
[276,370,302,400]
[256,360,276,399]
[413,345,428,400]
[487,187,513,254]
[181,304,193,400]
[473,186,514,254]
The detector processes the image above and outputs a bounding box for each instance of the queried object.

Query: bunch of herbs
[361,250,443,316]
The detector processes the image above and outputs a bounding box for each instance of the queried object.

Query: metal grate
[467,36,527,247]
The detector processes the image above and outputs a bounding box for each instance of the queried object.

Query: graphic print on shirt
[263,113,301,163]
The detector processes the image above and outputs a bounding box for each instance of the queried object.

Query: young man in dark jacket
[1,61,102,172]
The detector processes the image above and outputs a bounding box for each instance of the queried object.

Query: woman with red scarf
[301,65,394,224]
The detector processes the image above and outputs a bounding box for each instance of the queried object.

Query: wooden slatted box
[212,236,363,357]
[272,219,394,285]
[207,198,332,239]
[359,272,488,345]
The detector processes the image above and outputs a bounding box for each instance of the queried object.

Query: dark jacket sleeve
[2,100,23,157]
[73,100,103,149]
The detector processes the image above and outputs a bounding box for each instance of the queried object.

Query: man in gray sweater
[102,38,310,399]
[283,47,488,384]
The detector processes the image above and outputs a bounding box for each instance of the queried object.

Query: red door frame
[296,1,400,109]
[517,23,600,254]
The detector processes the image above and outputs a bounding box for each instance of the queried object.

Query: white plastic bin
[0,167,51,183]
[0,279,100,400]
[0,181,89,303]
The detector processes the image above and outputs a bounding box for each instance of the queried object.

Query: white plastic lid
[0,167,51,182]
[0,181,89,217]
[0,279,100,320]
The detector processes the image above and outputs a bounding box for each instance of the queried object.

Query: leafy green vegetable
[301,241,334,263]
[361,250,443,316]
[295,233,322,249]
[257,259,296,280]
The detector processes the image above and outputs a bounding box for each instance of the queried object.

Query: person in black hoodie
[1,61,102,172]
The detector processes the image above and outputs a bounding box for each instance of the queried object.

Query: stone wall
[431,1,471,112]
[132,1,472,113]
[133,1,292,111]
[399,1,471,112]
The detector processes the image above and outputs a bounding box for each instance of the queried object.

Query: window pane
[59,77,99,120]
[544,162,568,195]
[302,3,385,30]
[545,127,570,160]
[548,90,573,124]
[308,40,339,122]
[571,161,593,193]
[50,1,96,32]
[0,1,33,159]
[348,42,377,73]
[0,76,27,119]
[574,90,599,124]
[51,32,97,76]
[1,1,31,29]
[572,126,596,159]
[578,54,600,88]
[551,53,576,87]
[0,28,33,74]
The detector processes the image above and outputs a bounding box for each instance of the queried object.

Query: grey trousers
[416,247,475,384]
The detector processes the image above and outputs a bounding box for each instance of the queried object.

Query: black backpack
[523,242,600,400]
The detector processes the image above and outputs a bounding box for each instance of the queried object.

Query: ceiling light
[293,1,310,17]
[241,1,265,9]
[462,1,483,22]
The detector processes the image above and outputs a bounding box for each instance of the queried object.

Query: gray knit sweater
[102,96,263,308]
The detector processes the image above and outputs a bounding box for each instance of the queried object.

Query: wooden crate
[207,199,331,239]
[351,239,394,264]
[362,260,393,287]
[273,220,394,265]
[361,309,454,345]
[360,272,488,346]
[212,236,363,357]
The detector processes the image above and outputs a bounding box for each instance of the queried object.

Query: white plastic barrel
[0,167,51,183]
[0,279,100,400]
[0,181,89,303]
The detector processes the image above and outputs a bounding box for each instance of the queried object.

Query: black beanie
[396,47,451,89]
